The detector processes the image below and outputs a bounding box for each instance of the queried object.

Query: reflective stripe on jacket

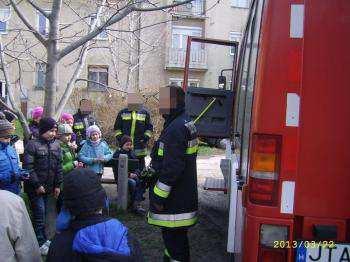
[114,108,153,157]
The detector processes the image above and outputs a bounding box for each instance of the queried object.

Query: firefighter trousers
[162,227,190,262]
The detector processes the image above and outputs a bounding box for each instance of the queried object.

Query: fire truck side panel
[294,0,350,219]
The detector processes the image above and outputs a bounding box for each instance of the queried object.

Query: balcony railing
[166,47,207,70]
[172,0,205,17]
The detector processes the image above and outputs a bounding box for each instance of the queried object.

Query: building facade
[0,0,249,115]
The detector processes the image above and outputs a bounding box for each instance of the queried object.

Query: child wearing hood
[78,125,113,178]
[29,106,43,139]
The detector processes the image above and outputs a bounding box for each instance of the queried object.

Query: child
[47,168,143,261]
[28,106,43,139]
[56,124,83,213]
[112,135,146,215]
[23,117,62,255]
[60,112,77,146]
[0,113,24,194]
[78,125,112,179]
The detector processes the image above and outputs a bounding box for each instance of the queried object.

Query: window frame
[169,77,199,88]
[35,62,46,90]
[90,14,108,41]
[171,26,202,49]
[37,11,49,36]
[232,0,264,180]
[87,65,109,91]
[0,7,11,35]
[231,0,250,9]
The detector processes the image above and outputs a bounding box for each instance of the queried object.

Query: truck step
[203,178,227,193]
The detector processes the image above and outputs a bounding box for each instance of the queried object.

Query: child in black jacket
[112,135,146,215]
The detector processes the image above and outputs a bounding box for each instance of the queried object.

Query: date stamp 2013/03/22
[273,240,336,249]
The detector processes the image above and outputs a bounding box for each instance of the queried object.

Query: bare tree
[106,8,168,92]
[0,0,193,133]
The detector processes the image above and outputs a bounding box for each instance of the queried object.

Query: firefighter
[148,85,198,262]
[73,99,97,147]
[113,92,153,170]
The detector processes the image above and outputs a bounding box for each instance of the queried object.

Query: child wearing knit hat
[56,124,83,214]
[78,125,113,179]
[29,106,44,139]
[60,112,77,149]
[112,135,146,216]
[0,114,24,194]
[23,117,62,254]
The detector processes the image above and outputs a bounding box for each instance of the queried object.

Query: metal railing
[172,0,205,16]
[167,47,207,70]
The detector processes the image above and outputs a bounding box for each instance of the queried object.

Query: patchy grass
[198,145,213,156]
[198,145,224,156]
[109,203,164,261]
[109,200,229,262]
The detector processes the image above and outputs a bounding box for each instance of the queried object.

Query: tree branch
[27,0,51,19]
[9,0,48,47]
[0,42,30,139]
[58,4,135,60]
[134,0,194,12]
[58,0,193,60]
[75,78,128,94]
[55,0,106,118]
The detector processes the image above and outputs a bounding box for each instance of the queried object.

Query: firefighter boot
[132,201,146,216]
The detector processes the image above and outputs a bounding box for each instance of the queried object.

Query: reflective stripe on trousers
[148,211,197,228]
[153,181,171,198]
[164,249,181,262]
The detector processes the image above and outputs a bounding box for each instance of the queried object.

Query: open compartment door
[183,37,238,138]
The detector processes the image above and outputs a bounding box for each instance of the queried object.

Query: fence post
[117,154,128,210]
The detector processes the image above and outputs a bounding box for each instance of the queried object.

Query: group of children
[0,106,148,256]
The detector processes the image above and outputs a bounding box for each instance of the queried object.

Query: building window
[229,31,242,55]
[88,66,108,90]
[0,8,11,34]
[38,12,49,35]
[90,14,108,40]
[169,78,199,88]
[35,62,46,89]
[173,0,204,16]
[231,0,250,8]
[172,26,202,50]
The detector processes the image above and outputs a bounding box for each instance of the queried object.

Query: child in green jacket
[56,124,83,212]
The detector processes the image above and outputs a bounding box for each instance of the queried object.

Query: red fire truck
[184,0,350,261]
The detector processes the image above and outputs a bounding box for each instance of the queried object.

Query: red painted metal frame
[182,36,238,92]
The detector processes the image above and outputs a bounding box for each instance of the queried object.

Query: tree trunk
[44,0,62,118]
[44,47,58,117]
[55,0,106,119]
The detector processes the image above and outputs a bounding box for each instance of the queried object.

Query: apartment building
[139,0,250,92]
[0,0,249,114]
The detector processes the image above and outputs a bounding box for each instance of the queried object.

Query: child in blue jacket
[78,125,113,178]
[47,168,143,262]
[0,113,26,194]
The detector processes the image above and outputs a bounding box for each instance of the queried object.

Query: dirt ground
[103,154,230,262]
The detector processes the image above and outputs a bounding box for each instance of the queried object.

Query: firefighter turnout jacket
[73,110,97,145]
[114,108,153,157]
[148,109,198,228]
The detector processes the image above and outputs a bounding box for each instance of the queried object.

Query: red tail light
[249,134,282,205]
